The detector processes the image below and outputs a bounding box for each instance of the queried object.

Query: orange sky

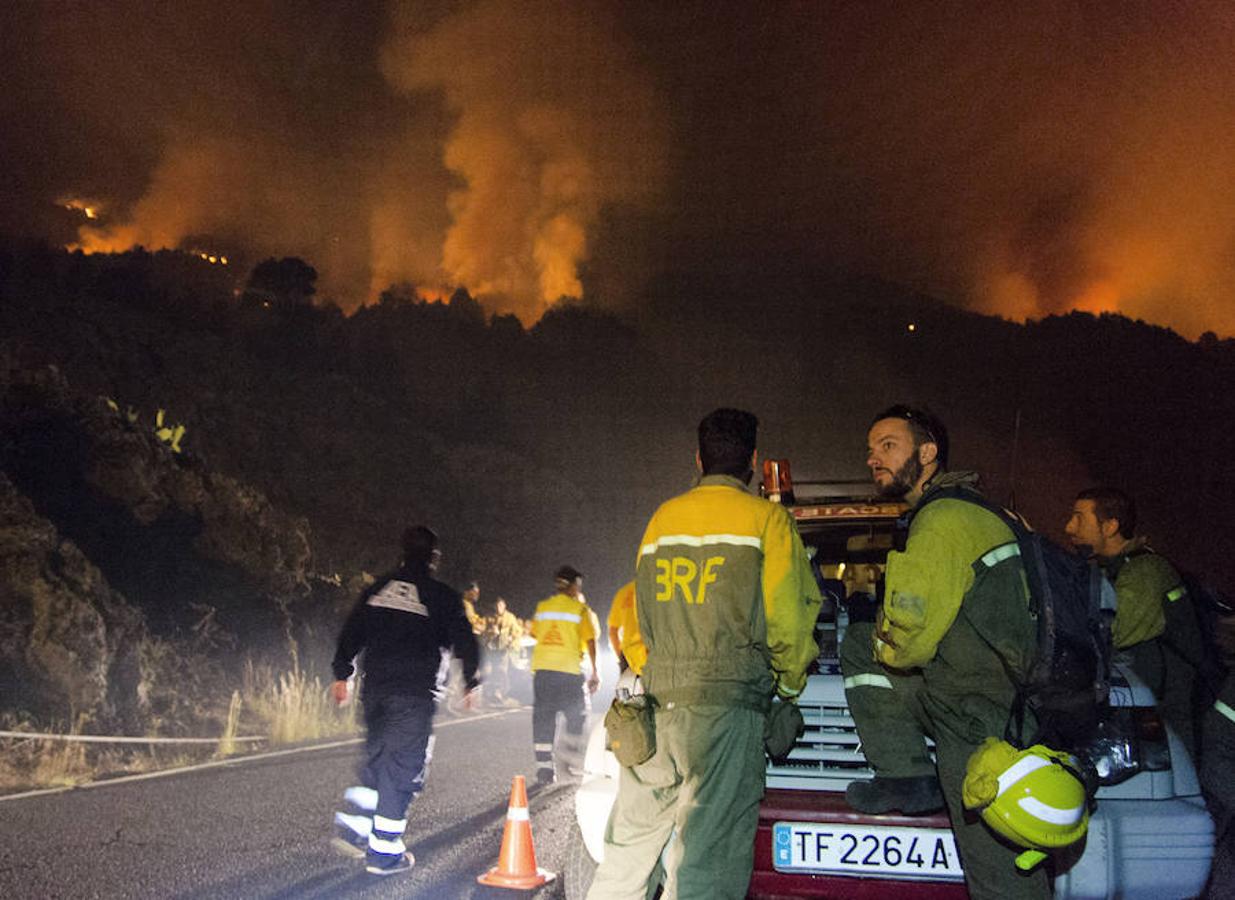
[2,1,1234,336]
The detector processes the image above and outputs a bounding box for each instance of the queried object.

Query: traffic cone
[478,775,556,889]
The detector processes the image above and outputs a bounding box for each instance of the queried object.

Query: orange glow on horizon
[1069,281,1121,316]
[417,286,451,303]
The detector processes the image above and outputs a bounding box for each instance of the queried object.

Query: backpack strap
[908,487,1038,746]
[909,486,1029,571]
[1105,544,1151,582]
[1116,550,1224,698]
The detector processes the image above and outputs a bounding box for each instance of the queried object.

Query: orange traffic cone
[478,775,556,889]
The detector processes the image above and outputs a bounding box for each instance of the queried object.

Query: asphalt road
[0,706,589,900]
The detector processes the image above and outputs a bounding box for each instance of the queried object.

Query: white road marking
[0,708,525,804]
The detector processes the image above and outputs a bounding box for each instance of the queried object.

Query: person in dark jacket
[330,525,480,876]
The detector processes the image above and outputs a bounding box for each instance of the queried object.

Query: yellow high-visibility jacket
[875,472,1037,698]
[636,474,820,709]
[531,593,596,675]
[608,580,647,673]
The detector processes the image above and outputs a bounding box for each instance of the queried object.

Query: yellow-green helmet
[966,740,1089,870]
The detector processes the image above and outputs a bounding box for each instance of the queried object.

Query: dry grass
[0,713,190,791]
[239,646,358,745]
[215,690,244,758]
[29,714,90,788]
[0,641,357,793]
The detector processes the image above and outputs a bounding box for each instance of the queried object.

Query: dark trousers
[1202,677,1235,899]
[360,693,435,823]
[532,669,585,773]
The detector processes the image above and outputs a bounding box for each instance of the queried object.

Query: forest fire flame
[60,197,100,220]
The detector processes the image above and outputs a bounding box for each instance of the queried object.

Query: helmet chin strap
[1015,849,1048,871]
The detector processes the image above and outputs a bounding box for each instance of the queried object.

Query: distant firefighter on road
[329,525,480,877]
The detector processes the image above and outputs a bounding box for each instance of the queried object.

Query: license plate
[772,821,964,881]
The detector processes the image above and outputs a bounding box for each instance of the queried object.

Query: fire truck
[566,471,1214,899]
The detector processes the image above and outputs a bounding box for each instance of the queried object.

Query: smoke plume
[637,2,1235,338]
[380,0,666,321]
[3,2,1234,335]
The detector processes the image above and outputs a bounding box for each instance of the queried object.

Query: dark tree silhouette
[447,287,486,327]
[242,257,317,309]
[378,282,416,308]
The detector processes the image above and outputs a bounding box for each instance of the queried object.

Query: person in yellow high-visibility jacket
[530,565,600,786]
[589,408,820,900]
[606,580,647,674]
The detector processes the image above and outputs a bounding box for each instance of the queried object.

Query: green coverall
[1202,673,1235,897]
[840,472,1049,900]
[587,474,820,900]
[1101,541,1201,757]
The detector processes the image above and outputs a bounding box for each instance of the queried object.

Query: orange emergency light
[762,458,796,505]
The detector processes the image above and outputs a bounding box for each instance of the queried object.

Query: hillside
[2,239,1233,732]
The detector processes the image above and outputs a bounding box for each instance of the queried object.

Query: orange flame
[59,197,102,221]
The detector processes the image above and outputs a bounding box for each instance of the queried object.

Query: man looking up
[1065,486,1201,755]
[840,408,944,817]
[841,405,1048,900]
[588,408,820,900]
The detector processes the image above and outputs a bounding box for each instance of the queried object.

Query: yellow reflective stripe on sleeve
[1215,699,1235,724]
[640,533,763,556]
[980,542,1020,569]
[843,673,894,690]
[1166,586,1186,603]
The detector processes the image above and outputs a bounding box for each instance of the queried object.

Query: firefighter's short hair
[402,525,440,566]
[698,408,758,477]
[1076,486,1136,539]
[871,404,950,468]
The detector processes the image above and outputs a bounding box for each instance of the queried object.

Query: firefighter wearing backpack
[840,406,1049,900]
[1065,486,1205,757]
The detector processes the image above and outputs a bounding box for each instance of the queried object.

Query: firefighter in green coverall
[1202,672,1235,898]
[839,406,1049,900]
[1065,486,1204,757]
[587,408,820,900]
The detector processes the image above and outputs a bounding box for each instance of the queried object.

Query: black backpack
[907,486,1116,752]
[1125,551,1231,713]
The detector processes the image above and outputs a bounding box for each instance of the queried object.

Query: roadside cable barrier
[0,708,520,804]
[0,730,267,744]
